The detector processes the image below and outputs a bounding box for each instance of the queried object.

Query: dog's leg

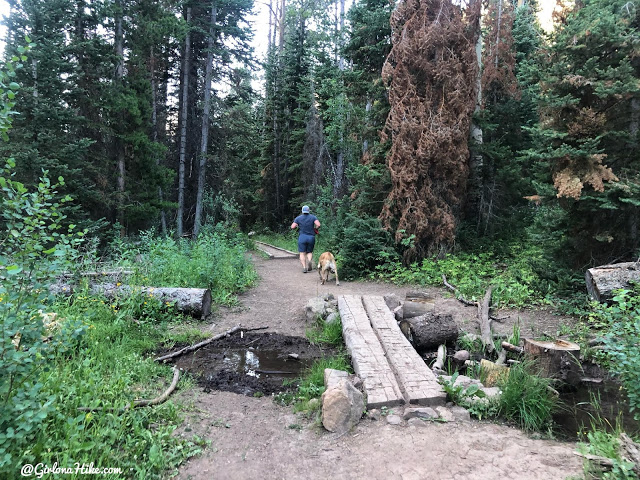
[318,267,323,284]
[334,267,340,286]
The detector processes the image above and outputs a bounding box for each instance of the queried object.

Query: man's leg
[299,252,308,271]
[306,252,313,271]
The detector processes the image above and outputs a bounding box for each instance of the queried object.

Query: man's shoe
[303,268,308,273]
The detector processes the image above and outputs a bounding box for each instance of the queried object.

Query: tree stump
[402,291,436,320]
[523,338,581,386]
[399,312,458,353]
[585,262,640,302]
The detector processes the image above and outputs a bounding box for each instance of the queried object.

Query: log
[402,291,436,319]
[523,338,581,386]
[586,262,640,302]
[399,312,458,353]
[51,282,212,318]
[478,286,494,353]
[59,269,133,278]
[501,341,523,354]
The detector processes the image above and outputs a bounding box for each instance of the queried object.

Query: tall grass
[497,361,559,432]
[19,294,208,480]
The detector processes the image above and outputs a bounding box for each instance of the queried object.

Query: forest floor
[173,252,584,480]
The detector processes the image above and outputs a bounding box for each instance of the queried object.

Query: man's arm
[314,219,321,228]
[291,222,298,229]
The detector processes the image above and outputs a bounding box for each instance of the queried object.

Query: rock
[321,380,365,433]
[348,374,363,390]
[324,368,349,389]
[452,375,482,389]
[451,406,471,422]
[407,417,429,427]
[325,312,340,325]
[288,353,299,360]
[386,415,403,426]
[306,297,328,321]
[435,407,454,422]
[383,294,402,312]
[367,409,381,421]
[403,407,438,421]
[480,359,509,387]
[453,350,470,363]
[323,293,335,302]
[307,398,320,410]
[481,387,501,399]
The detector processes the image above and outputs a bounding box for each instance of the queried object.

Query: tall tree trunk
[177,7,192,238]
[278,0,285,50]
[150,46,167,235]
[193,3,217,238]
[333,0,346,198]
[114,0,125,237]
[468,19,484,229]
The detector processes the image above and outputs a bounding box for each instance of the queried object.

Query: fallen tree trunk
[586,262,640,302]
[51,283,212,318]
[399,312,458,353]
[59,269,134,278]
[402,291,436,319]
[523,338,581,386]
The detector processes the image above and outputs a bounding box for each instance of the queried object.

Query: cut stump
[523,338,581,386]
[586,262,640,302]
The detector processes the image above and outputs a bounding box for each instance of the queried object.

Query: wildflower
[116,282,121,287]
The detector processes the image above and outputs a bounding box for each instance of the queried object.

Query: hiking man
[291,205,321,273]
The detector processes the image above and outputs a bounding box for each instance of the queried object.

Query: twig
[573,451,615,469]
[442,274,507,321]
[501,341,523,354]
[78,366,180,413]
[154,325,269,363]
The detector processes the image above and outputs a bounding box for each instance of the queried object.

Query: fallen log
[399,312,458,353]
[501,341,523,354]
[59,269,134,278]
[402,291,436,319]
[523,338,581,386]
[441,275,508,322]
[78,366,180,413]
[51,283,212,318]
[154,325,269,362]
[586,262,640,302]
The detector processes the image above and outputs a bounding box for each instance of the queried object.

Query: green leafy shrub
[589,287,640,421]
[0,159,85,473]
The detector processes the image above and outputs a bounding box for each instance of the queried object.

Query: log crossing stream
[254,241,298,259]
[338,295,446,409]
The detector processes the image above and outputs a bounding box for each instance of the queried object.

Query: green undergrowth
[103,226,257,305]
[276,316,351,414]
[16,292,209,480]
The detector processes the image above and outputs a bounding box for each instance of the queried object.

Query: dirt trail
[176,252,583,480]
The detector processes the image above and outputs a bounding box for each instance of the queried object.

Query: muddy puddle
[555,376,639,439]
[171,332,328,396]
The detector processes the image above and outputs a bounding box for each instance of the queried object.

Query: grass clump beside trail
[29,293,208,479]
[105,225,257,305]
[276,316,351,413]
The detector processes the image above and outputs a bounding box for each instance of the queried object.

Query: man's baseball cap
[302,205,310,213]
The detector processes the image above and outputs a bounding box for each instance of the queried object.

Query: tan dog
[317,252,340,286]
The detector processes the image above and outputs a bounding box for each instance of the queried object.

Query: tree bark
[51,283,212,318]
[399,312,458,353]
[478,286,494,352]
[114,0,125,237]
[177,7,192,237]
[523,338,581,386]
[402,291,436,319]
[150,45,167,235]
[585,262,640,302]
[193,3,217,238]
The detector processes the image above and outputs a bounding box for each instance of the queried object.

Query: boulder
[306,297,328,321]
[321,379,364,433]
[453,350,470,363]
[367,409,381,421]
[407,417,429,428]
[324,368,349,389]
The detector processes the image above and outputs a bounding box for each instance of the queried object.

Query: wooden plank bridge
[338,295,446,409]
[254,241,298,259]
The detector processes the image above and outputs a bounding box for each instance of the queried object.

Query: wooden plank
[362,296,446,407]
[338,295,404,409]
[254,241,298,257]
